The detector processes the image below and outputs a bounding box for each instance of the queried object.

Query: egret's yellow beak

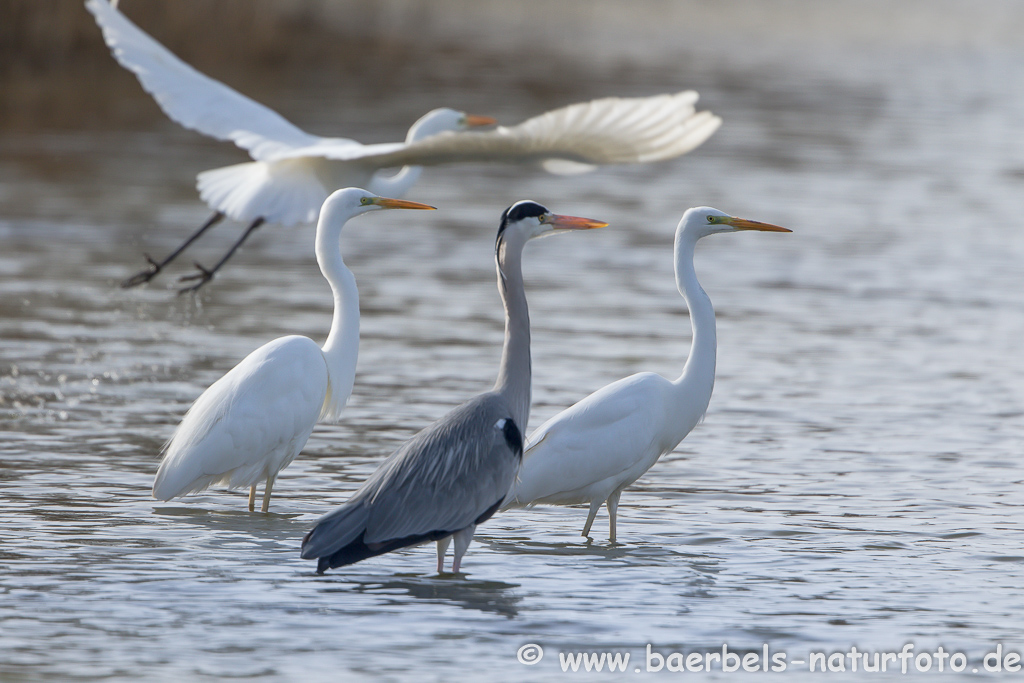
[724,217,791,232]
[372,198,437,211]
[465,114,498,127]
[544,213,609,230]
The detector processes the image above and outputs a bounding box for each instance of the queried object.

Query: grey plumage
[299,199,604,573]
[300,394,522,570]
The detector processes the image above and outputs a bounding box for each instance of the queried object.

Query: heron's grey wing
[312,91,721,172]
[86,0,348,161]
[300,502,371,560]
[300,393,521,562]
[360,393,522,543]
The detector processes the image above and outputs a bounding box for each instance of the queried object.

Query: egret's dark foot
[121,254,163,288]
[177,262,215,294]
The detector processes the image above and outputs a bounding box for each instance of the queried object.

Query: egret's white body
[152,188,434,511]
[88,0,719,269]
[504,207,791,541]
[152,335,328,505]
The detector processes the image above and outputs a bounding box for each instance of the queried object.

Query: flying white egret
[152,188,435,512]
[301,201,607,574]
[86,0,719,290]
[503,207,790,542]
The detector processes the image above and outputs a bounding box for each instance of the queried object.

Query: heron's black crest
[502,417,523,458]
[496,200,549,246]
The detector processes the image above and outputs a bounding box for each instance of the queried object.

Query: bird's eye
[706,216,715,224]
[360,197,371,205]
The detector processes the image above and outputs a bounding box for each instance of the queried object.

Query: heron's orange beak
[372,198,437,210]
[545,214,609,230]
[724,217,791,232]
[465,114,498,127]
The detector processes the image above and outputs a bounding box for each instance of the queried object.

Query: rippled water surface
[3,4,1024,681]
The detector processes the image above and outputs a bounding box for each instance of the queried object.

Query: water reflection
[152,505,307,542]
[321,575,523,618]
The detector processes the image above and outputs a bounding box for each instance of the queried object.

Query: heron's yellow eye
[360,197,371,205]
[706,215,715,223]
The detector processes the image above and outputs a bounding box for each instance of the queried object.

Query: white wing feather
[152,336,328,499]
[85,0,352,161]
[195,160,331,226]
[276,92,721,170]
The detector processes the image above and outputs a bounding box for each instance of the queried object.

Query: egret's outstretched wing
[275,92,721,172]
[195,160,331,226]
[153,336,328,499]
[86,0,353,161]
[301,393,522,562]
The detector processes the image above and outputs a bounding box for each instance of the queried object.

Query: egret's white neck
[365,117,442,198]
[366,164,423,198]
[672,229,717,409]
[316,224,360,421]
[492,232,532,433]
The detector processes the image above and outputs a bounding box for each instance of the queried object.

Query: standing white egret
[152,188,435,512]
[300,201,607,573]
[503,207,790,542]
[86,0,719,289]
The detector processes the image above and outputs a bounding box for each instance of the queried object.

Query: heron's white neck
[492,233,532,433]
[316,225,360,422]
[671,229,717,414]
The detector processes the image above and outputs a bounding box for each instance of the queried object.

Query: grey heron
[152,188,435,512]
[300,200,607,573]
[503,207,790,541]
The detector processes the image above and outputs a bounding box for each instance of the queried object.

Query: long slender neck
[365,117,438,198]
[492,234,532,432]
[673,229,717,401]
[366,165,423,198]
[317,227,360,420]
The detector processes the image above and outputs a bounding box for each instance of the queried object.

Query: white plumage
[87,0,720,229]
[153,336,328,501]
[152,188,435,511]
[504,207,791,541]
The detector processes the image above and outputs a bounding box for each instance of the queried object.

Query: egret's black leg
[177,217,266,294]
[121,211,225,288]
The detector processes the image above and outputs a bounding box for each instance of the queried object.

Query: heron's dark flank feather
[473,498,503,526]
[502,418,523,458]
